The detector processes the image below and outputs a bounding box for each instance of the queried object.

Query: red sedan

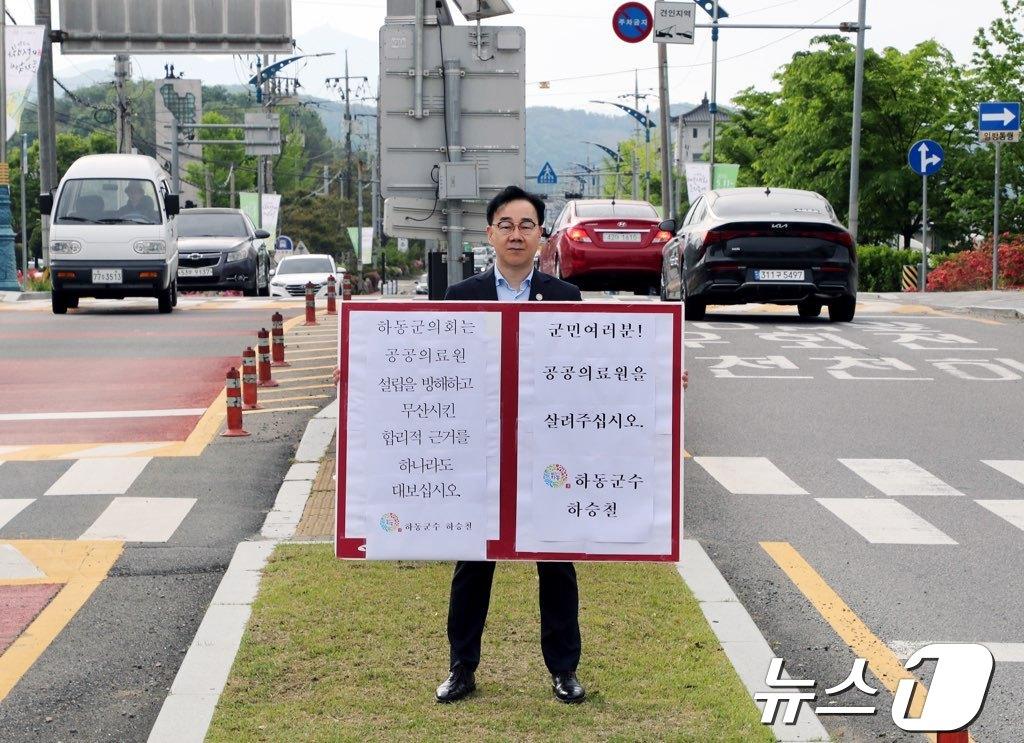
[539,199,672,293]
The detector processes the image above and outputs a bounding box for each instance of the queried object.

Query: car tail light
[56,271,75,279]
[652,230,672,243]
[140,271,159,279]
[567,227,592,243]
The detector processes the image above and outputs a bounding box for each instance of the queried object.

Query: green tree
[717,36,975,247]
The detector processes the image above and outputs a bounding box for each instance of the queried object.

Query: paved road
[0,295,338,742]
[681,301,1024,742]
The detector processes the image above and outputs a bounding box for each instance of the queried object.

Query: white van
[40,154,180,314]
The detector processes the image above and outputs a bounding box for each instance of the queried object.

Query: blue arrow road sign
[275,235,294,251]
[907,139,944,176]
[537,162,558,184]
[978,101,1021,132]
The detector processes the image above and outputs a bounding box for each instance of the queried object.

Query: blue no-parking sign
[907,139,944,176]
[613,2,654,43]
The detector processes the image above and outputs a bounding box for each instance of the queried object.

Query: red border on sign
[335,301,682,562]
[612,2,654,43]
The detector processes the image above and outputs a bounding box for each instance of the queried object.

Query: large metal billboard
[379,23,525,243]
[58,0,293,54]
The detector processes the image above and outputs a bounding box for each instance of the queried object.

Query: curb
[0,291,48,302]
[861,292,1024,321]
[147,400,337,743]
[677,541,831,742]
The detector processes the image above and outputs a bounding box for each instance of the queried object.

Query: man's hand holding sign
[334,186,685,707]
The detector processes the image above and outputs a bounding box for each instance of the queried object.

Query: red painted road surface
[0,357,233,445]
[0,584,63,654]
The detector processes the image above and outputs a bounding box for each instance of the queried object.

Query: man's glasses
[492,219,539,236]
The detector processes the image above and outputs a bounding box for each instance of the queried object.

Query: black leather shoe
[551,672,585,703]
[436,667,476,703]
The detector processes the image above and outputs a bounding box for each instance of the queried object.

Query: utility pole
[323,164,329,195]
[228,164,236,209]
[847,0,866,241]
[114,54,132,153]
[708,0,721,187]
[35,0,57,268]
[325,51,368,201]
[657,42,674,221]
[204,168,213,206]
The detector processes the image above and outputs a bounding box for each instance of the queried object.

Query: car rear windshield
[575,203,658,219]
[713,192,828,217]
[277,257,334,274]
[55,178,161,225]
[178,213,249,237]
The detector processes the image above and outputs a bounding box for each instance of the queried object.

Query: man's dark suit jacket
[440,265,584,675]
[443,267,583,302]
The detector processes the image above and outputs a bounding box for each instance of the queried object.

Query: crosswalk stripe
[976,500,1024,533]
[80,497,196,542]
[816,498,956,544]
[982,460,1024,487]
[45,457,151,496]
[0,500,35,530]
[839,458,963,496]
[890,640,1024,663]
[693,456,808,495]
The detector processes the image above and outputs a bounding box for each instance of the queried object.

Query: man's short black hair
[486,185,545,226]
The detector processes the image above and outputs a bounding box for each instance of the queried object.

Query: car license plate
[91,269,123,283]
[755,269,805,281]
[604,232,642,243]
[178,267,214,277]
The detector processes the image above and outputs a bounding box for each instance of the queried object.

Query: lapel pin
[536,293,543,301]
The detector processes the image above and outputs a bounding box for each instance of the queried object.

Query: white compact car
[268,254,342,298]
[41,153,180,314]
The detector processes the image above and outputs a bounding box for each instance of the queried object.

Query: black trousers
[446,560,581,674]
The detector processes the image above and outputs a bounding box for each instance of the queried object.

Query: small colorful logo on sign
[613,2,654,43]
[543,464,571,489]
[379,513,401,532]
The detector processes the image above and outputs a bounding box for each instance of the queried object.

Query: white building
[670,94,733,170]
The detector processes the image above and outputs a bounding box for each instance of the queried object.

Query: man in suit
[437,185,586,705]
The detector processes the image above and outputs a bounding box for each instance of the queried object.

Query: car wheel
[827,295,856,322]
[797,300,821,318]
[258,266,270,296]
[171,279,178,307]
[243,271,259,297]
[51,290,68,315]
[157,282,174,313]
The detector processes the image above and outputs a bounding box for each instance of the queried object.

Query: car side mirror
[164,194,180,216]
[254,229,271,239]
[659,218,676,233]
[269,268,276,277]
[38,193,53,215]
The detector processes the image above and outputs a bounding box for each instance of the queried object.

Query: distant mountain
[311,101,697,178]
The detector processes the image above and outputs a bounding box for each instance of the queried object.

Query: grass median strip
[208,546,771,742]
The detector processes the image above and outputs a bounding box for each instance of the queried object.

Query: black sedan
[660,187,857,322]
[176,208,272,296]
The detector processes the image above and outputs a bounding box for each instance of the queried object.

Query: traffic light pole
[992,141,1001,290]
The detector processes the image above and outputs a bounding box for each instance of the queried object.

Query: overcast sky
[5,0,1011,112]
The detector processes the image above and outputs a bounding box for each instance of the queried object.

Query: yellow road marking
[284,353,337,362]
[683,449,691,459]
[273,374,333,384]
[250,394,329,404]
[243,405,319,415]
[0,540,123,702]
[274,365,335,375]
[259,383,332,393]
[761,541,954,743]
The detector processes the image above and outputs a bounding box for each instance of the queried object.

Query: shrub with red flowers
[927,235,1024,291]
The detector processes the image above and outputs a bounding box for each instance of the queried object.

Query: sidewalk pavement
[864,289,1024,320]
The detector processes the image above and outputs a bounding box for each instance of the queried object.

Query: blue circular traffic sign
[907,139,944,176]
[613,2,653,43]
[275,235,294,251]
